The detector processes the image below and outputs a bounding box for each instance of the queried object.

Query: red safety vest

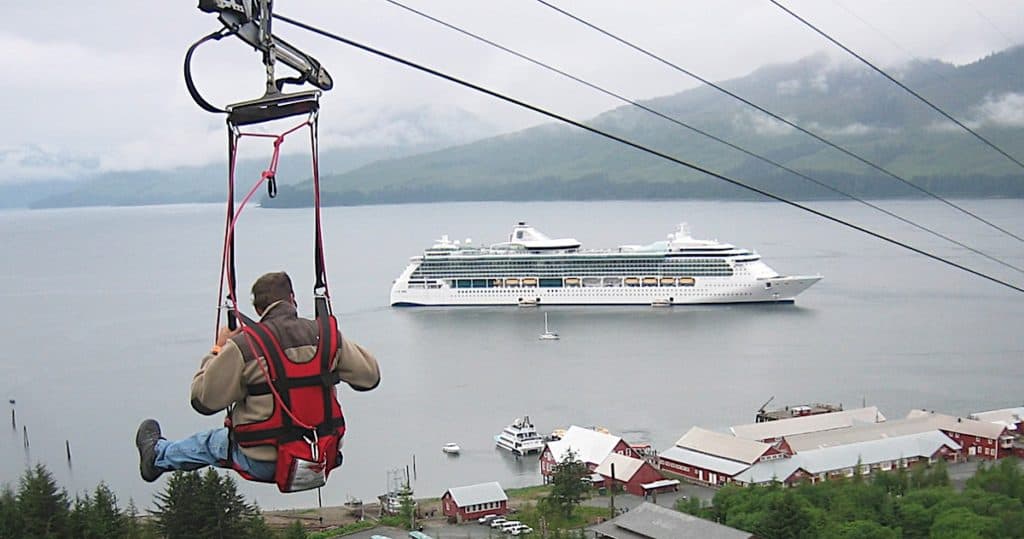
[227,314,346,493]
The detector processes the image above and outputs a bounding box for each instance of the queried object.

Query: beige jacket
[190,301,380,461]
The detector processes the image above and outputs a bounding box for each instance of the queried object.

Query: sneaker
[136,419,165,482]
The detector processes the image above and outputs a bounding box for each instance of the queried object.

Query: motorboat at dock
[495,416,545,456]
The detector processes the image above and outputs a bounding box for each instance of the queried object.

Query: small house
[440,481,508,523]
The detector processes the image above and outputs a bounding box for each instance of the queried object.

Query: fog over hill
[20,104,497,209]
[15,46,1024,209]
[265,45,1024,208]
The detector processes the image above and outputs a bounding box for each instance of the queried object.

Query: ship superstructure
[390,222,820,306]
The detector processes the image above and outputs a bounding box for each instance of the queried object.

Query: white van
[500,520,522,532]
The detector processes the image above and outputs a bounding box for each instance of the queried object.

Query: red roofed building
[595,453,674,496]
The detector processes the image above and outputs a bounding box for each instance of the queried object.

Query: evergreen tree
[0,485,24,539]
[123,499,155,539]
[543,449,589,519]
[281,520,307,539]
[79,483,127,539]
[151,469,267,539]
[967,457,1023,500]
[68,493,91,538]
[16,464,70,539]
[834,519,898,539]
[398,485,416,529]
[756,490,811,539]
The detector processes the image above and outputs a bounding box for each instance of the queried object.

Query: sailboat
[539,312,560,340]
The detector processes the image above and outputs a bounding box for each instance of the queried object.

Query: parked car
[490,517,508,528]
[511,526,533,536]
[478,514,499,525]
[500,520,522,532]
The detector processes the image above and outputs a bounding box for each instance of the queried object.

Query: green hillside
[266,46,1024,207]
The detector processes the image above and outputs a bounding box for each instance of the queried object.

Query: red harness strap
[226,314,345,492]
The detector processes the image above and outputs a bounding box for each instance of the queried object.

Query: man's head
[251,271,295,314]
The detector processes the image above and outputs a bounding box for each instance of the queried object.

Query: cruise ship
[390,222,821,306]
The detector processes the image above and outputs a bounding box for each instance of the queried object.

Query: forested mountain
[266,45,1024,207]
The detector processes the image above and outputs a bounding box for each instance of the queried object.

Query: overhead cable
[380,0,1024,276]
[768,0,1024,173]
[272,12,1024,294]
[533,0,1024,244]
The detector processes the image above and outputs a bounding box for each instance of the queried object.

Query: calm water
[0,199,1022,511]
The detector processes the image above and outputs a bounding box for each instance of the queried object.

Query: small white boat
[518,298,539,307]
[651,298,672,307]
[442,442,461,454]
[539,312,560,340]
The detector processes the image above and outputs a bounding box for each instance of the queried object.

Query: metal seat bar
[227,90,320,126]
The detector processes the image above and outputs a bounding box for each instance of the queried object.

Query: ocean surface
[0,199,1022,511]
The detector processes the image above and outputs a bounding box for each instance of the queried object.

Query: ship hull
[391,275,821,306]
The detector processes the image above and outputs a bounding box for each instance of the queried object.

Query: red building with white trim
[906,410,1012,460]
[658,427,785,487]
[595,453,670,496]
[540,426,633,481]
[441,482,508,523]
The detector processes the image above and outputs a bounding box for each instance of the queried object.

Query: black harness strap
[247,372,340,396]
[234,418,346,444]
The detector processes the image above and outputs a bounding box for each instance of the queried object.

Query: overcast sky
[2,0,1022,182]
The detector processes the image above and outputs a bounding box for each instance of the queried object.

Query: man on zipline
[135,271,380,484]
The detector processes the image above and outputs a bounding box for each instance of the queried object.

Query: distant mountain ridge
[265,45,1024,207]
[23,104,497,209]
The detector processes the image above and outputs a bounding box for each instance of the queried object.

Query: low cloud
[972,92,1024,127]
[1,145,99,184]
[927,92,1024,132]
[807,122,899,137]
[776,79,802,96]
[732,110,795,136]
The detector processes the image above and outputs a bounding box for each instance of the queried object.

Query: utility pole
[609,462,616,519]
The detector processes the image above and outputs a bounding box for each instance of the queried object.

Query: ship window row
[449,279,706,288]
[417,267,731,274]
[420,260,730,268]
[414,268,733,276]
[414,272,733,280]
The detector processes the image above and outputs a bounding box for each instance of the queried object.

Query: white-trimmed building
[594,452,673,496]
[441,481,508,522]
[970,406,1024,434]
[658,427,786,486]
[905,410,1012,460]
[540,426,633,481]
[732,430,961,486]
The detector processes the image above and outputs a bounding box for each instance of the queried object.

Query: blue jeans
[154,427,276,481]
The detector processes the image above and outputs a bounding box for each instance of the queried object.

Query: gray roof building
[658,446,751,476]
[731,406,885,441]
[675,427,772,464]
[786,413,1002,453]
[733,430,960,485]
[591,502,756,539]
[442,481,508,508]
